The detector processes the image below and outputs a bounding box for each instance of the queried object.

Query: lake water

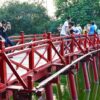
[53,63,100,100]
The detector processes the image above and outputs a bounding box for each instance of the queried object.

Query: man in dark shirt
[0,21,13,47]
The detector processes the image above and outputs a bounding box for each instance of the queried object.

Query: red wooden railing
[0,33,100,100]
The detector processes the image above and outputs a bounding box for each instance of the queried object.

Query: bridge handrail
[0,33,100,98]
[36,48,100,89]
[5,34,99,51]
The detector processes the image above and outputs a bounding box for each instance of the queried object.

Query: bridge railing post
[27,75,33,90]
[44,33,54,100]
[20,31,25,44]
[29,47,34,70]
[70,34,74,53]
[33,34,36,41]
[27,75,33,100]
[43,33,47,39]
[92,34,95,47]
[96,34,99,49]
[0,40,7,99]
[84,34,87,49]
[28,45,34,88]
[47,33,52,61]
[98,52,100,76]
[0,40,7,84]
[60,38,64,57]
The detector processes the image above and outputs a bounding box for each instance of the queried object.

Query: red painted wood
[0,33,99,99]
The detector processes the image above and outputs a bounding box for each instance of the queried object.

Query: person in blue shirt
[89,22,95,35]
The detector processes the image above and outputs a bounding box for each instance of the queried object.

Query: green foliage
[48,19,62,33]
[55,0,100,26]
[0,1,50,35]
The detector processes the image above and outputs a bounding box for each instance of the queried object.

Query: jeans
[5,37,13,47]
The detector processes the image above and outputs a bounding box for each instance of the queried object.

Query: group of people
[59,17,98,36]
[0,20,13,47]
[0,18,99,47]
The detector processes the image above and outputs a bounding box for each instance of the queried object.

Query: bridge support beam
[45,83,53,100]
[66,56,78,100]
[82,62,90,90]
[92,57,99,83]
[68,71,78,100]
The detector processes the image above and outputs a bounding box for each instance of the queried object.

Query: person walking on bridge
[89,22,96,35]
[60,17,72,36]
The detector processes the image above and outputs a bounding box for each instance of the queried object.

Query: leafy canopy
[55,0,100,26]
[0,1,50,35]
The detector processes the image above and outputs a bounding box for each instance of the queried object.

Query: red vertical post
[29,46,34,88]
[47,33,52,61]
[0,40,7,99]
[43,33,47,39]
[60,39,64,57]
[84,34,87,49]
[78,34,81,46]
[45,33,53,100]
[33,34,36,41]
[68,71,78,100]
[82,62,90,90]
[69,35,77,99]
[97,35,99,49]
[98,52,100,82]
[92,56,99,83]
[98,53,100,74]
[20,31,25,44]
[74,55,79,72]
[0,40,7,84]
[66,56,78,100]
[93,34,96,46]
[28,49,34,88]
[29,47,34,70]
[27,75,33,90]
[70,34,74,53]
[45,83,53,100]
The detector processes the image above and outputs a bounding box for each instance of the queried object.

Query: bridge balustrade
[0,33,100,100]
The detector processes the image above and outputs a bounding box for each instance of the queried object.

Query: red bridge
[0,32,100,100]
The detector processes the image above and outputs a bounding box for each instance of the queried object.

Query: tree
[0,1,50,35]
[55,0,100,26]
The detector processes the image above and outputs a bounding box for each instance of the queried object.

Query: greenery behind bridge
[0,0,100,35]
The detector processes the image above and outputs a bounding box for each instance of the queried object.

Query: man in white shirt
[60,17,71,36]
